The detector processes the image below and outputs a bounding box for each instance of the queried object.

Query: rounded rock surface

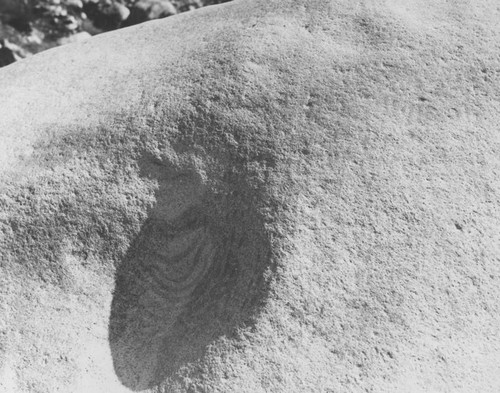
[0,0,499,392]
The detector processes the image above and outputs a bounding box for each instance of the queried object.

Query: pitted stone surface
[0,1,499,392]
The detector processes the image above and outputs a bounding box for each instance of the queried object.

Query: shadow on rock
[108,156,272,390]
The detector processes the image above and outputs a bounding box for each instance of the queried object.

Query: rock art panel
[0,0,499,392]
[109,157,273,390]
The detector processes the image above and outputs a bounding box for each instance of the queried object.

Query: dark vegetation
[0,0,231,67]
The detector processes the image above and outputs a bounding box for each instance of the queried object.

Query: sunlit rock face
[0,1,499,392]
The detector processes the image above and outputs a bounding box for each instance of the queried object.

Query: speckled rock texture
[0,0,499,392]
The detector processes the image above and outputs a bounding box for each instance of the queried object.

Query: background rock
[122,0,176,27]
[0,0,232,66]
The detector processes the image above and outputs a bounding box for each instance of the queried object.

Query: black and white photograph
[0,0,499,392]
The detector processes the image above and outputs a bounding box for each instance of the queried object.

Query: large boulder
[0,0,499,392]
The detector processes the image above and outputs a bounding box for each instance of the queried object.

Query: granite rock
[0,1,499,392]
